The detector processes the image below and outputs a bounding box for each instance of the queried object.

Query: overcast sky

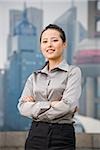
[0,0,88,68]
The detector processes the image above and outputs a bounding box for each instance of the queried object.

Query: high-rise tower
[74,0,100,119]
[4,6,44,130]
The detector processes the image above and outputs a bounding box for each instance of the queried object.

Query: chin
[47,56,56,60]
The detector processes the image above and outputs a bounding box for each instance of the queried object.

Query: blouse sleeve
[17,74,50,119]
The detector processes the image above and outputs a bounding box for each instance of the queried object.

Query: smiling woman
[17,24,82,150]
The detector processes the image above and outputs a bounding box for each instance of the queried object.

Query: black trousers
[25,121,76,150]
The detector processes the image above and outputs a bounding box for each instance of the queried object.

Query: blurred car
[73,115,100,133]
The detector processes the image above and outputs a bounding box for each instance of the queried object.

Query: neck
[48,57,63,71]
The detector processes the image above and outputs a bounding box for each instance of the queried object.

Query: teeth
[47,49,55,52]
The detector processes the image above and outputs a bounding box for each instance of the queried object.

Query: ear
[63,41,67,49]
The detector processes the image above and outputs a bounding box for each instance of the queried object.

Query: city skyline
[0,0,100,131]
[0,0,88,68]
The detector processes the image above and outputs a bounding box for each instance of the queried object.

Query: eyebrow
[42,37,59,40]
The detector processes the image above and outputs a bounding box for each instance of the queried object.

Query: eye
[53,39,58,42]
[42,40,47,43]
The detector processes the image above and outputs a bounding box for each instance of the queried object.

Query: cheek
[56,42,63,48]
[40,44,46,51]
[57,46,64,55]
[40,46,47,56]
[56,44,64,51]
[40,46,44,54]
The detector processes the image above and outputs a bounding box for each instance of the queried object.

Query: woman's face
[40,29,66,61]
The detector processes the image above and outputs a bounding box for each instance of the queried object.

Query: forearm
[38,100,72,121]
[17,100,51,119]
[47,100,71,119]
[17,101,36,118]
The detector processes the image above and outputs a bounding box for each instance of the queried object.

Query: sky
[0,0,88,68]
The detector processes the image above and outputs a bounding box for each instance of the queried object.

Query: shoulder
[68,65,81,77]
[27,72,36,82]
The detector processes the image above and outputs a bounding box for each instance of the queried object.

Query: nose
[47,40,52,47]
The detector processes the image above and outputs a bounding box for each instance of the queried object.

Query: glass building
[54,6,77,64]
[74,0,100,119]
[4,7,44,130]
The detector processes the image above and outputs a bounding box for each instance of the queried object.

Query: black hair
[40,24,66,43]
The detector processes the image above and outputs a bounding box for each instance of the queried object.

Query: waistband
[32,120,73,128]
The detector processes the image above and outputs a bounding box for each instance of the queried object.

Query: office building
[54,6,77,64]
[0,69,5,130]
[4,6,44,130]
[74,0,100,119]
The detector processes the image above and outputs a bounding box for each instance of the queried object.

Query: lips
[46,49,55,53]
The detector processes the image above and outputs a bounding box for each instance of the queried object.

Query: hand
[51,101,59,107]
[22,96,34,102]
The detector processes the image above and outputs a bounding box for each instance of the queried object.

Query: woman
[17,24,81,150]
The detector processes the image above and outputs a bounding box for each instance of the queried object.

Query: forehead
[41,29,60,38]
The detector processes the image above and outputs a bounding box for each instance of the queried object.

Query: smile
[46,49,55,53]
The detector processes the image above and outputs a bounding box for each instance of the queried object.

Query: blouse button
[48,80,50,86]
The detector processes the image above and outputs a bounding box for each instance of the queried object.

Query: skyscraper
[4,6,44,130]
[7,6,43,59]
[54,6,77,64]
[0,69,5,130]
[74,0,100,119]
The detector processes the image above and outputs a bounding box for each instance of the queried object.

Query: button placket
[46,75,51,99]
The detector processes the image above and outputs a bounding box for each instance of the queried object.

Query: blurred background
[0,0,100,132]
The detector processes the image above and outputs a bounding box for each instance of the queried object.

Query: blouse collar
[36,59,69,74]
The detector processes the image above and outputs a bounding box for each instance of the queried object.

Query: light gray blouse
[17,59,81,124]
